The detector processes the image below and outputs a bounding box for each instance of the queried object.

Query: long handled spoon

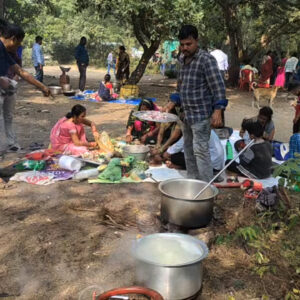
[193,139,255,200]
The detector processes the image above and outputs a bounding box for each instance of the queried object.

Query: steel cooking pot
[159,178,218,228]
[134,233,209,300]
[49,86,62,95]
[123,145,150,161]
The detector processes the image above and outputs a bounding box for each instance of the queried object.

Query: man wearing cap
[177,25,227,182]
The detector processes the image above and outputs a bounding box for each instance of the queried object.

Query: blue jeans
[160,64,166,76]
[107,62,115,75]
[183,118,213,181]
[34,66,43,82]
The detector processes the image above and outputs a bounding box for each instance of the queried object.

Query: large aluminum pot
[123,145,149,161]
[134,233,209,300]
[159,179,218,228]
[49,86,62,95]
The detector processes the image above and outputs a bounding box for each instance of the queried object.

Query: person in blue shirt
[75,37,89,91]
[289,117,300,159]
[31,36,44,82]
[0,21,51,156]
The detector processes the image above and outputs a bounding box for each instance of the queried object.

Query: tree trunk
[227,31,240,87]
[222,3,242,87]
[127,39,160,85]
[0,0,4,19]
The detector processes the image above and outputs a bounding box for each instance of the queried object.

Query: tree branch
[131,14,148,51]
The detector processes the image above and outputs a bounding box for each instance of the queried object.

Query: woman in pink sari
[50,104,99,156]
[275,55,288,88]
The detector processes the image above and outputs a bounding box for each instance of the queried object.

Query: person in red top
[96,74,117,101]
[259,51,273,88]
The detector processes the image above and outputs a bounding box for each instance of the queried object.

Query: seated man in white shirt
[164,130,224,173]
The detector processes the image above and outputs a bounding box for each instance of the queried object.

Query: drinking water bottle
[226,140,233,160]
[73,168,99,180]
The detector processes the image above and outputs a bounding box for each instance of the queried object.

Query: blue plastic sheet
[109,97,156,106]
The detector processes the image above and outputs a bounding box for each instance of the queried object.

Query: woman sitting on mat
[126,99,160,144]
[50,104,99,156]
[96,74,118,101]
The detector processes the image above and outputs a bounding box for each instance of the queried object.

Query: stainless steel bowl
[134,233,209,299]
[159,179,218,228]
[59,66,71,73]
[123,145,150,161]
[49,86,62,95]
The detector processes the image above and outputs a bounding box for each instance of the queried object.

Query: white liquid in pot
[136,237,204,266]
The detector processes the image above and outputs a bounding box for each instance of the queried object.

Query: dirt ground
[0,66,298,300]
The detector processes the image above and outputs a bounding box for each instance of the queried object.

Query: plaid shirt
[178,49,226,124]
[289,133,300,158]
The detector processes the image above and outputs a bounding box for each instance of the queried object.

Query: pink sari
[275,58,288,88]
[50,117,88,156]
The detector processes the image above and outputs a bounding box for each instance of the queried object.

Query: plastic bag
[96,131,114,153]
[15,160,46,171]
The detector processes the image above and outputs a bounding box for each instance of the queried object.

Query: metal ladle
[193,139,255,200]
[147,173,159,183]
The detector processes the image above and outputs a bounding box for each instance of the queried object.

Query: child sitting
[96,74,118,101]
[227,121,272,179]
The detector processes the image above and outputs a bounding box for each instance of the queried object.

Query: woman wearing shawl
[126,99,160,144]
[259,52,273,88]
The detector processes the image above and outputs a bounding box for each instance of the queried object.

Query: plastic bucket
[58,155,82,171]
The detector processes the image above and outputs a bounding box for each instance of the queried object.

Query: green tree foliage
[3,0,128,65]
[199,0,300,85]
[2,0,299,84]
[77,0,202,84]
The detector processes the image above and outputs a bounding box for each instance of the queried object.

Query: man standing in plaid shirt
[177,25,227,181]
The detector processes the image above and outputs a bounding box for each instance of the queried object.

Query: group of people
[33,35,131,93]
[127,26,299,179]
[260,51,299,89]
[45,25,300,181]
[241,51,299,90]
[0,16,132,158]
[75,42,130,95]
[124,25,276,181]
[1,19,299,180]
